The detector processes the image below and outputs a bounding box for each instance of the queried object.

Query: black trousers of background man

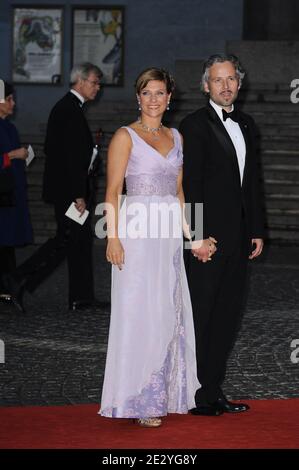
[0,246,16,293]
[184,224,249,406]
[15,201,94,304]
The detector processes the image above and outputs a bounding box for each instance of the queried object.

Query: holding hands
[191,236,217,263]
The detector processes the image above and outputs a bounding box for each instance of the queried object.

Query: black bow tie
[222,109,239,123]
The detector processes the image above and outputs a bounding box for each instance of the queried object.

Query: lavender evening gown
[100,127,200,418]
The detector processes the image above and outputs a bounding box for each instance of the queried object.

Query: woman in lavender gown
[100,68,202,427]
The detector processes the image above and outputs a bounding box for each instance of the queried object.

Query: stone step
[19,135,45,145]
[267,209,299,227]
[30,218,102,232]
[267,228,299,242]
[27,193,43,201]
[246,113,299,125]
[264,179,299,195]
[244,92,292,104]
[259,125,299,137]
[242,102,299,113]
[26,174,44,185]
[262,155,299,166]
[261,150,299,166]
[33,233,105,245]
[259,138,299,151]
[264,194,299,210]
[30,220,57,230]
[262,164,299,181]
[166,109,299,127]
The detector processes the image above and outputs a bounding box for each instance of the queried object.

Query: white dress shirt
[70,89,85,107]
[209,99,246,185]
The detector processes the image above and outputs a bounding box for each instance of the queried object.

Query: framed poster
[12,6,63,84]
[72,6,124,86]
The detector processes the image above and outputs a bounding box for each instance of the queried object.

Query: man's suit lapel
[206,105,241,183]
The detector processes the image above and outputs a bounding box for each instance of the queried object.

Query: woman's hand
[8,147,28,160]
[106,238,125,270]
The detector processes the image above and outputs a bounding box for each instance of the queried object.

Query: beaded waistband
[126,174,177,197]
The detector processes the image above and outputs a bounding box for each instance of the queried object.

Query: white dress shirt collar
[70,89,85,106]
[209,99,234,121]
[209,100,246,185]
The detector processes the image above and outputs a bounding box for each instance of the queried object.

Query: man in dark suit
[9,63,107,312]
[179,54,265,416]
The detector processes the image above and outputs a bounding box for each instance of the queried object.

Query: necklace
[138,119,163,140]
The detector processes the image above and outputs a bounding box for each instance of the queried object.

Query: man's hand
[249,238,264,259]
[8,147,28,160]
[75,198,86,216]
[192,236,217,263]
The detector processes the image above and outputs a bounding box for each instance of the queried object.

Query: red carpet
[0,399,298,449]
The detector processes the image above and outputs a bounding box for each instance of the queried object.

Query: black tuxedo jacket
[179,104,265,254]
[43,92,94,204]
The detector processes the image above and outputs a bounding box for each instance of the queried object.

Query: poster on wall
[72,7,124,86]
[12,7,63,84]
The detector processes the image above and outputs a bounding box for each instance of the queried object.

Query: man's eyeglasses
[85,79,101,87]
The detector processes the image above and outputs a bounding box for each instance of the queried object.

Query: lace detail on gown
[101,247,188,418]
[126,173,177,197]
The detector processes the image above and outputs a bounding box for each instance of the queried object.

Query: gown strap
[171,128,182,152]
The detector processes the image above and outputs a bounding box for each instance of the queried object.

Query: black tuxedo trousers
[17,201,94,304]
[184,221,248,405]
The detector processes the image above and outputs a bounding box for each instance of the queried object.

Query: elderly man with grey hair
[180,54,265,416]
[8,63,109,312]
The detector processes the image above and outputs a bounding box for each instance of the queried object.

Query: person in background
[0,82,32,306]
[7,63,108,312]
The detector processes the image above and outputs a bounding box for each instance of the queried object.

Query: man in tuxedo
[179,54,265,416]
[9,63,107,312]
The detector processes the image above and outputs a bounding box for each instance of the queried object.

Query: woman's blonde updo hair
[135,67,175,95]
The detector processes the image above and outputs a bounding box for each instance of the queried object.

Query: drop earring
[166,101,170,111]
[137,101,141,111]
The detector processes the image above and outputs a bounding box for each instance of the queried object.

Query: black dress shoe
[2,275,25,313]
[0,294,12,303]
[69,300,90,311]
[11,287,26,313]
[211,397,250,413]
[190,405,224,416]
